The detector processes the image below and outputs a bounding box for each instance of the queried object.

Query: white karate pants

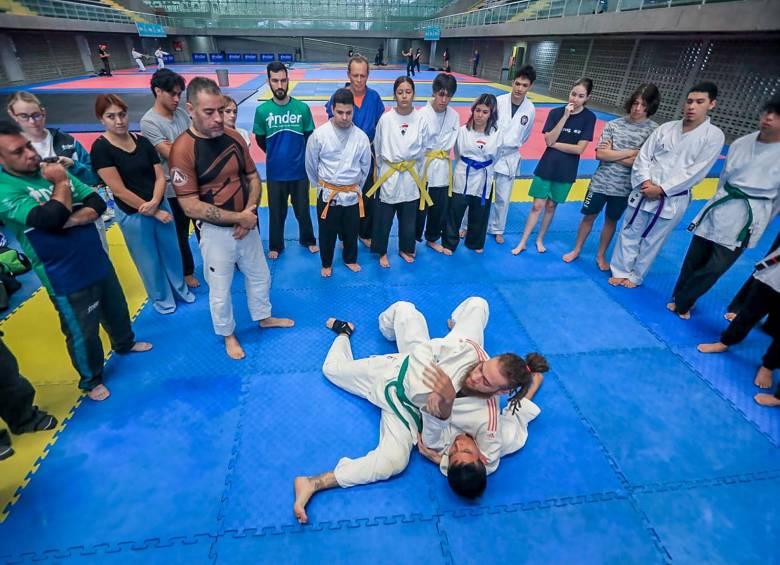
[156,57,165,68]
[487,174,514,235]
[134,58,146,71]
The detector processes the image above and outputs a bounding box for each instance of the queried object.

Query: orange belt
[318,180,365,220]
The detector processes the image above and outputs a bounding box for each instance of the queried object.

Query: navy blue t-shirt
[534,106,596,183]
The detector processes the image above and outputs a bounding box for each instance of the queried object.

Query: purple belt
[626,190,690,238]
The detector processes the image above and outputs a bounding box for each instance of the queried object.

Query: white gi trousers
[324,297,489,488]
[134,58,145,71]
[487,173,514,235]
[199,223,272,336]
[610,205,686,286]
[156,57,165,69]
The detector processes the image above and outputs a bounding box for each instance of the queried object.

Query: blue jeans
[116,200,195,314]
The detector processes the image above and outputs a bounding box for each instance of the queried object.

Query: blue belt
[460,156,494,205]
[626,189,689,238]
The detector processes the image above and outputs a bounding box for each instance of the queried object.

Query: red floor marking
[287,70,307,80]
[39,72,260,90]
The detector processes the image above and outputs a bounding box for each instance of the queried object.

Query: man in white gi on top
[668,94,780,319]
[487,66,537,244]
[305,88,372,277]
[154,46,169,69]
[293,297,545,523]
[131,47,146,72]
[610,81,725,288]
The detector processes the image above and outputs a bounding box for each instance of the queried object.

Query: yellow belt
[421,149,453,197]
[365,159,434,211]
[318,180,364,220]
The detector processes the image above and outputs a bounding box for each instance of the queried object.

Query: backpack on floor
[0,271,21,311]
[0,246,31,276]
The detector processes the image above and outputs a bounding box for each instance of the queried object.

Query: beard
[273,88,288,100]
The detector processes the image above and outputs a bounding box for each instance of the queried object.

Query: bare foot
[666,302,677,312]
[345,263,361,272]
[608,277,626,286]
[426,241,445,253]
[442,248,453,256]
[399,251,415,263]
[459,229,466,239]
[379,255,390,268]
[293,477,315,524]
[360,237,372,248]
[596,256,610,271]
[621,279,638,289]
[130,341,153,353]
[474,248,483,254]
[562,250,579,263]
[535,241,546,253]
[260,317,295,328]
[308,245,320,254]
[494,234,504,244]
[678,311,691,320]
[754,393,780,407]
[326,318,355,333]
[268,251,279,260]
[184,274,200,288]
[511,244,526,256]
[754,366,773,389]
[697,342,728,354]
[225,335,245,360]
[321,267,332,278]
[724,312,737,321]
[447,318,455,330]
[87,384,110,401]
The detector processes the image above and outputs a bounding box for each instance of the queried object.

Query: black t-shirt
[90,133,160,215]
[534,106,596,183]
[98,48,109,59]
[511,102,520,118]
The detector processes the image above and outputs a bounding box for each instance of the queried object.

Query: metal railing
[419,0,745,30]
[13,0,177,25]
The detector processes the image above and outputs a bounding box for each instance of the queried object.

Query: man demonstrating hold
[170,78,293,360]
[293,296,545,523]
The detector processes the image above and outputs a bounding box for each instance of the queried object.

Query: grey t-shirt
[590,116,658,197]
[140,106,190,198]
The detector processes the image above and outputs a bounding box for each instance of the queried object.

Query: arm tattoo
[309,472,338,491]
[205,205,221,224]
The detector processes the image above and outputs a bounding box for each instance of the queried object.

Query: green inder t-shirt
[0,170,110,295]
[252,97,314,181]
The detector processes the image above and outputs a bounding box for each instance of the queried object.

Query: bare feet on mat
[184,275,200,288]
[458,229,466,239]
[666,302,677,312]
[494,234,504,244]
[754,366,773,389]
[399,251,415,263]
[511,244,525,256]
[308,245,320,254]
[474,248,483,254]
[535,241,546,253]
[268,251,279,260]
[724,312,737,321]
[426,241,445,253]
[87,384,110,401]
[442,248,453,256]
[697,342,728,354]
[754,393,780,407]
[345,263,361,272]
[130,341,153,353]
[225,335,245,360]
[293,477,315,524]
[379,255,390,268]
[260,317,295,328]
[447,318,455,330]
[596,256,610,271]
[678,311,691,320]
[360,237,372,248]
[321,267,332,278]
[562,250,579,263]
[621,279,638,288]
[608,277,625,286]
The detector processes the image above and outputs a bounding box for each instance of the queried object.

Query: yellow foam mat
[0,225,147,521]
[510,177,718,203]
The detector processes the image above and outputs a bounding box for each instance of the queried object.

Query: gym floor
[0,63,776,564]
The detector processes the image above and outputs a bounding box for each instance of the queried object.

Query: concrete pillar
[0,34,24,83]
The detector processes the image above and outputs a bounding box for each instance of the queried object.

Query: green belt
[384,356,422,432]
[688,182,770,244]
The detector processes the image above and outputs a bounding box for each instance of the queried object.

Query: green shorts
[528,176,574,204]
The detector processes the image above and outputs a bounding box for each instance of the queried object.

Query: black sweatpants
[317,199,359,268]
[371,199,419,257]
[728,231,780,314]
[101,58,112,76]
[721,279,779,347]
[359,157,377,241]
[442,193,491,252]
[416,185,449,243]
[672,235,744,314]
[0,338,35,450]
[50,268,136,391]
[168,196,197,277]
[267,179,316,253]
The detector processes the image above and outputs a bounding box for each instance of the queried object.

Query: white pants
[134,58,146,71]
[487,174,514,235]
[199,223,272,336]
[323,297,489,488]
[610,205,686,285]
[156,57,165,68]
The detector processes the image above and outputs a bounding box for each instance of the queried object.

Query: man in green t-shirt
[253,61,317,259]
[0,121,152,401]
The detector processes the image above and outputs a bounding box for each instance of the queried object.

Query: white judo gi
[418,102,460,190]
[688,131,780,251]
[453,126,501,199]
[610,117,724,285]
[322,297,491,488]
[131,49,145,71]
[155,48,168,69]
[487,93,535,236]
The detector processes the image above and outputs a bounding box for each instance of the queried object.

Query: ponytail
[499,352,549,414]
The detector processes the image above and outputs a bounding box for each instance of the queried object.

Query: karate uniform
[422,396,540,476]
[305,121,372,268]
[443,125,500,252]
[131,49,145,71]
[488,94,535,236]
[416,102,460,243]
[672,132,780,314]
[155,49,168,68]
[610,118,724,285]
[370,109,431,256]
[322,297,491,487]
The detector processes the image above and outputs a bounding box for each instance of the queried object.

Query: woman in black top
[91,93,194,314]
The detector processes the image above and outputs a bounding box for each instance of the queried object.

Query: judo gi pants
[134,58,145,71]
[415,185,449,243]
[442,193,491,252]
[317,199,359,268]
[672,235,743,315]
[199,223,272,337]
[487,173,514,236]
[371,199,419,256]
[728,231,780,314]
[267,179,316,254]
[359,159,377,241]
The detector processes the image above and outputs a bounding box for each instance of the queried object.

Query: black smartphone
[41,156,60,164]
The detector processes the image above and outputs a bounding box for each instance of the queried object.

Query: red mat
[39,72,260,90]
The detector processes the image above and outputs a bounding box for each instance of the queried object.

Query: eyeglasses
[14,112,44,122]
